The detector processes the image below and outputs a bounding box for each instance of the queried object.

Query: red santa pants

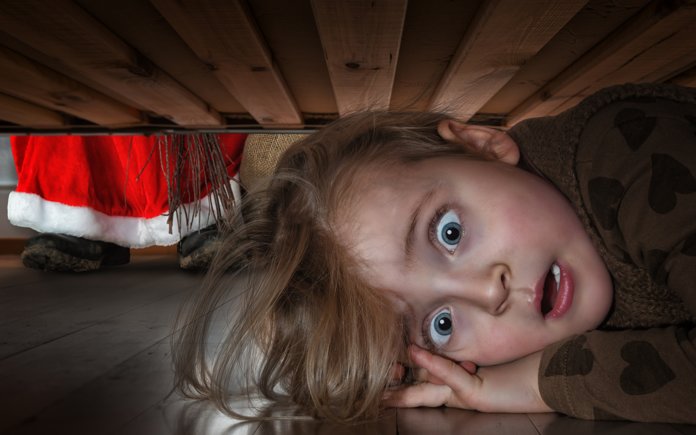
[8,134,246,248]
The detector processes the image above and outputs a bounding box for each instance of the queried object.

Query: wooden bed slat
[428,0,587,121]
[0,93,65,128]
[479,0,650,115]
[0,0,693,132]
[152,0,303,127]
[76,0,245,115]
[390,0,482,111]
[0,46,141,127]
[506,0,696,125]
[250,0,338,115]
[671,63,696,87]
[312,0,408,114]
[0,0,221,127]
[550,17,696,115]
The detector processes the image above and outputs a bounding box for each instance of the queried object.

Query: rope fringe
[143,133,235,235]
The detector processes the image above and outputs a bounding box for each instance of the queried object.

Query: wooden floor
[0,254,694,435]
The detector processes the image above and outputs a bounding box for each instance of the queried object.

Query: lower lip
[545,261,574,320]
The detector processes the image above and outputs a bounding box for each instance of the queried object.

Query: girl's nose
[466,263,510,315]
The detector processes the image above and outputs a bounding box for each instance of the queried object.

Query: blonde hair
[172,111,490,422]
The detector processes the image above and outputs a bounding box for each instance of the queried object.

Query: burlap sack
[240,133,308,191]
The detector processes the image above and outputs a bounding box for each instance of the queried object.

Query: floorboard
[7,338,174,435]
[0,256,193,433]
[528,412,685,434]
[0,254,693,434]
[0,268,191,360]
[397,408,540,434]
[673,423,696,435]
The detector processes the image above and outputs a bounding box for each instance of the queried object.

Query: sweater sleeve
[538,92,696,423]
[539,327,696,422]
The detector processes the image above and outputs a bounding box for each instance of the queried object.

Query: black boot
[178,225,221,271]
[21,233,130,272]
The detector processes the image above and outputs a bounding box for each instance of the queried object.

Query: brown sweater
[508,83,696,423]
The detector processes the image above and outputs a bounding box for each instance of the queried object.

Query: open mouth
[541,263,560,316]
[537,261,574,319]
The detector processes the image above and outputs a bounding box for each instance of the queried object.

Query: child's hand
[384,345,553,414]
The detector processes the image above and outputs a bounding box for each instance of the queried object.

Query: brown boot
[21,233,130,272]
[177,225,220,271]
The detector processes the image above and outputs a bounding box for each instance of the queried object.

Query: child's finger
[409,345,478,392]
[383,382,453,408]
[410,367,446,385]
[410,359,476,385]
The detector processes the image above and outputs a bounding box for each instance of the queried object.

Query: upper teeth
[552,264,560,288]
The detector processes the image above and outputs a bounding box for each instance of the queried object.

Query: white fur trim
[7,175,240,248]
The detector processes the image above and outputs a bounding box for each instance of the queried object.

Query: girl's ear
[437,119,520,165]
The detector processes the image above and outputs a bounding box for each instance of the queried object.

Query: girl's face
[337,153,613,366]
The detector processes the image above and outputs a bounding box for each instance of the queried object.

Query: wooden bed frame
[0,0,694,134]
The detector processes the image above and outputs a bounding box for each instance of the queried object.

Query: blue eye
[436,210,461,251]
[429,309,453,347]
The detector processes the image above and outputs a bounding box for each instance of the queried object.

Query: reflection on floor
[0,255,694,434]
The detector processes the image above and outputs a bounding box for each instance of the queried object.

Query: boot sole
[22,245,102,272]
[21,238,130,272]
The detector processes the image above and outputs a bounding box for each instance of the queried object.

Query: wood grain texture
[670,63,696,87]
[0,0,694,132]
[0,93,64,128]
[506,0,696,125]
[0,265,182,359]
[0,0,221,126]
[428,0,588,121]
[312,0,408,114]
[76,0,245,115]
[398,408,540,435]
[390,0,482,111]
[0,258,193,432]
[549,8,696,115]
[527,412,686,434]
[8,339,175,435]
[152,0,303,127]
[480,0,650,115]
[0,45,141,126]
[249,0,337,115]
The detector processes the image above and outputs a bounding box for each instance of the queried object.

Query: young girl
[173,83,696,424]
